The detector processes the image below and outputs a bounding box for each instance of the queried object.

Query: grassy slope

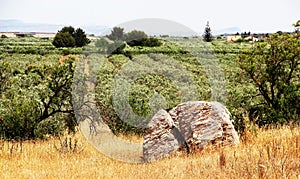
[0,126,299,178]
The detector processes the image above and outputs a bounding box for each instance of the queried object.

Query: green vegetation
[0,23,299,139]
[0,37,84,55]
[106,27,162,49]
[107,27,125,41]
[238,33,300,126]
[124,30,147,42]
[1,35,8,38]
[52,26,90,48]
[0,37,79,139]
[95,37,109,53]
[127,37,162,47]
[0,53,76,139]
[203,21,213,42]
[53,32,75,47]
[293,20,300,32]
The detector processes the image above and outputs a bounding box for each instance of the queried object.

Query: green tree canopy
[203,21,213,42]
[0,58,76,139]
[95,38,109,53]
[238,33,300,126]
[107,27,124,41]
[124,30,147,42]
[74,28,90,47]
[52,32,76,48]
[52,26,90,48]
[60,26,75,35]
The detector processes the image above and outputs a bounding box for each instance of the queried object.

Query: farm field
[0,126,299,178]
[0,34,299,178]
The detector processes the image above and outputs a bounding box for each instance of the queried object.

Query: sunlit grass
[0,126,299,178]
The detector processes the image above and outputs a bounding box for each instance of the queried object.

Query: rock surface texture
[142,109,180,162]
[143,101,239,162]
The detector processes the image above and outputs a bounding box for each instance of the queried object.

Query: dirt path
[79,57,143,163]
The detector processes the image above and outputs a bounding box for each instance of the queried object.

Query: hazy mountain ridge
[0,19,108,35]
[213,27,241,36]
[0,19,241,36]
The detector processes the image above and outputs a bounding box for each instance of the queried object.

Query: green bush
[94,45,210,135]
[124,30,147,42]
[73,28,90,47]
[107,41,126,55]
[127,37,162,47]
[106,27,124,41]
[52,32,76,48]
[0,58,76,140]
[52,26,90,48]
[34,118,64,139]
[95,38,109,53]
[0,95,41,140]
[238,33,300,126]
[62,48,71,55]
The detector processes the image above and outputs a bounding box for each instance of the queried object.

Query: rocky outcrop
[142,109,180,162]
[143,101,239,162]
[169,101,239,152]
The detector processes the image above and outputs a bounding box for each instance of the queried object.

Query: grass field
[1,126,299,178]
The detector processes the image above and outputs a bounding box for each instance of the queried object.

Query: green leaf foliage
[238,33,300,126]
[52,32,76,48]
[0,55,77,139]
[52,26,90,48]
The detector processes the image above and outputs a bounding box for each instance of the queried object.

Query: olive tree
[0,57,77,139]
[238,33,300,126]
[107,27,124,41]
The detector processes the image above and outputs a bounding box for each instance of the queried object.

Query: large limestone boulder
[142,109,180,162]
[169,101,239,152]
[143,101,239,162]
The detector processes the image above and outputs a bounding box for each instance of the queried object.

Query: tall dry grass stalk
[0,126,300,178]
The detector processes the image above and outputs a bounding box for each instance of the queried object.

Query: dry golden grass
[1,126,300,179]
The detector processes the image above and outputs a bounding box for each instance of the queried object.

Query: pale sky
[1,0,299,33]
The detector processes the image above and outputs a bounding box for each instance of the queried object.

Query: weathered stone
[143,109,180,162]
[169,101,239,152]
[143,101,239,162]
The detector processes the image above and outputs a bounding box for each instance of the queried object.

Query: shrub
[0,95,41,140]
[107,27,124,41]
[0,59,76,140]
[95,38,109,53]
[1,35,8,38]
[52,26,90,48]
[73,28,90,47]
[34,118,64,139]
[124,30,147,42]
[62,48,71,55]
[52,32,76,48]
[235,38,245,43]
[107,40,126,54]
[0,60,11,93]
[127,37,162,47]
[143,37,162,47]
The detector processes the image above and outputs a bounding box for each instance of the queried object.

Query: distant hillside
[213,27,241,36]
[0,19,244,36]
[0,19,108,35]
